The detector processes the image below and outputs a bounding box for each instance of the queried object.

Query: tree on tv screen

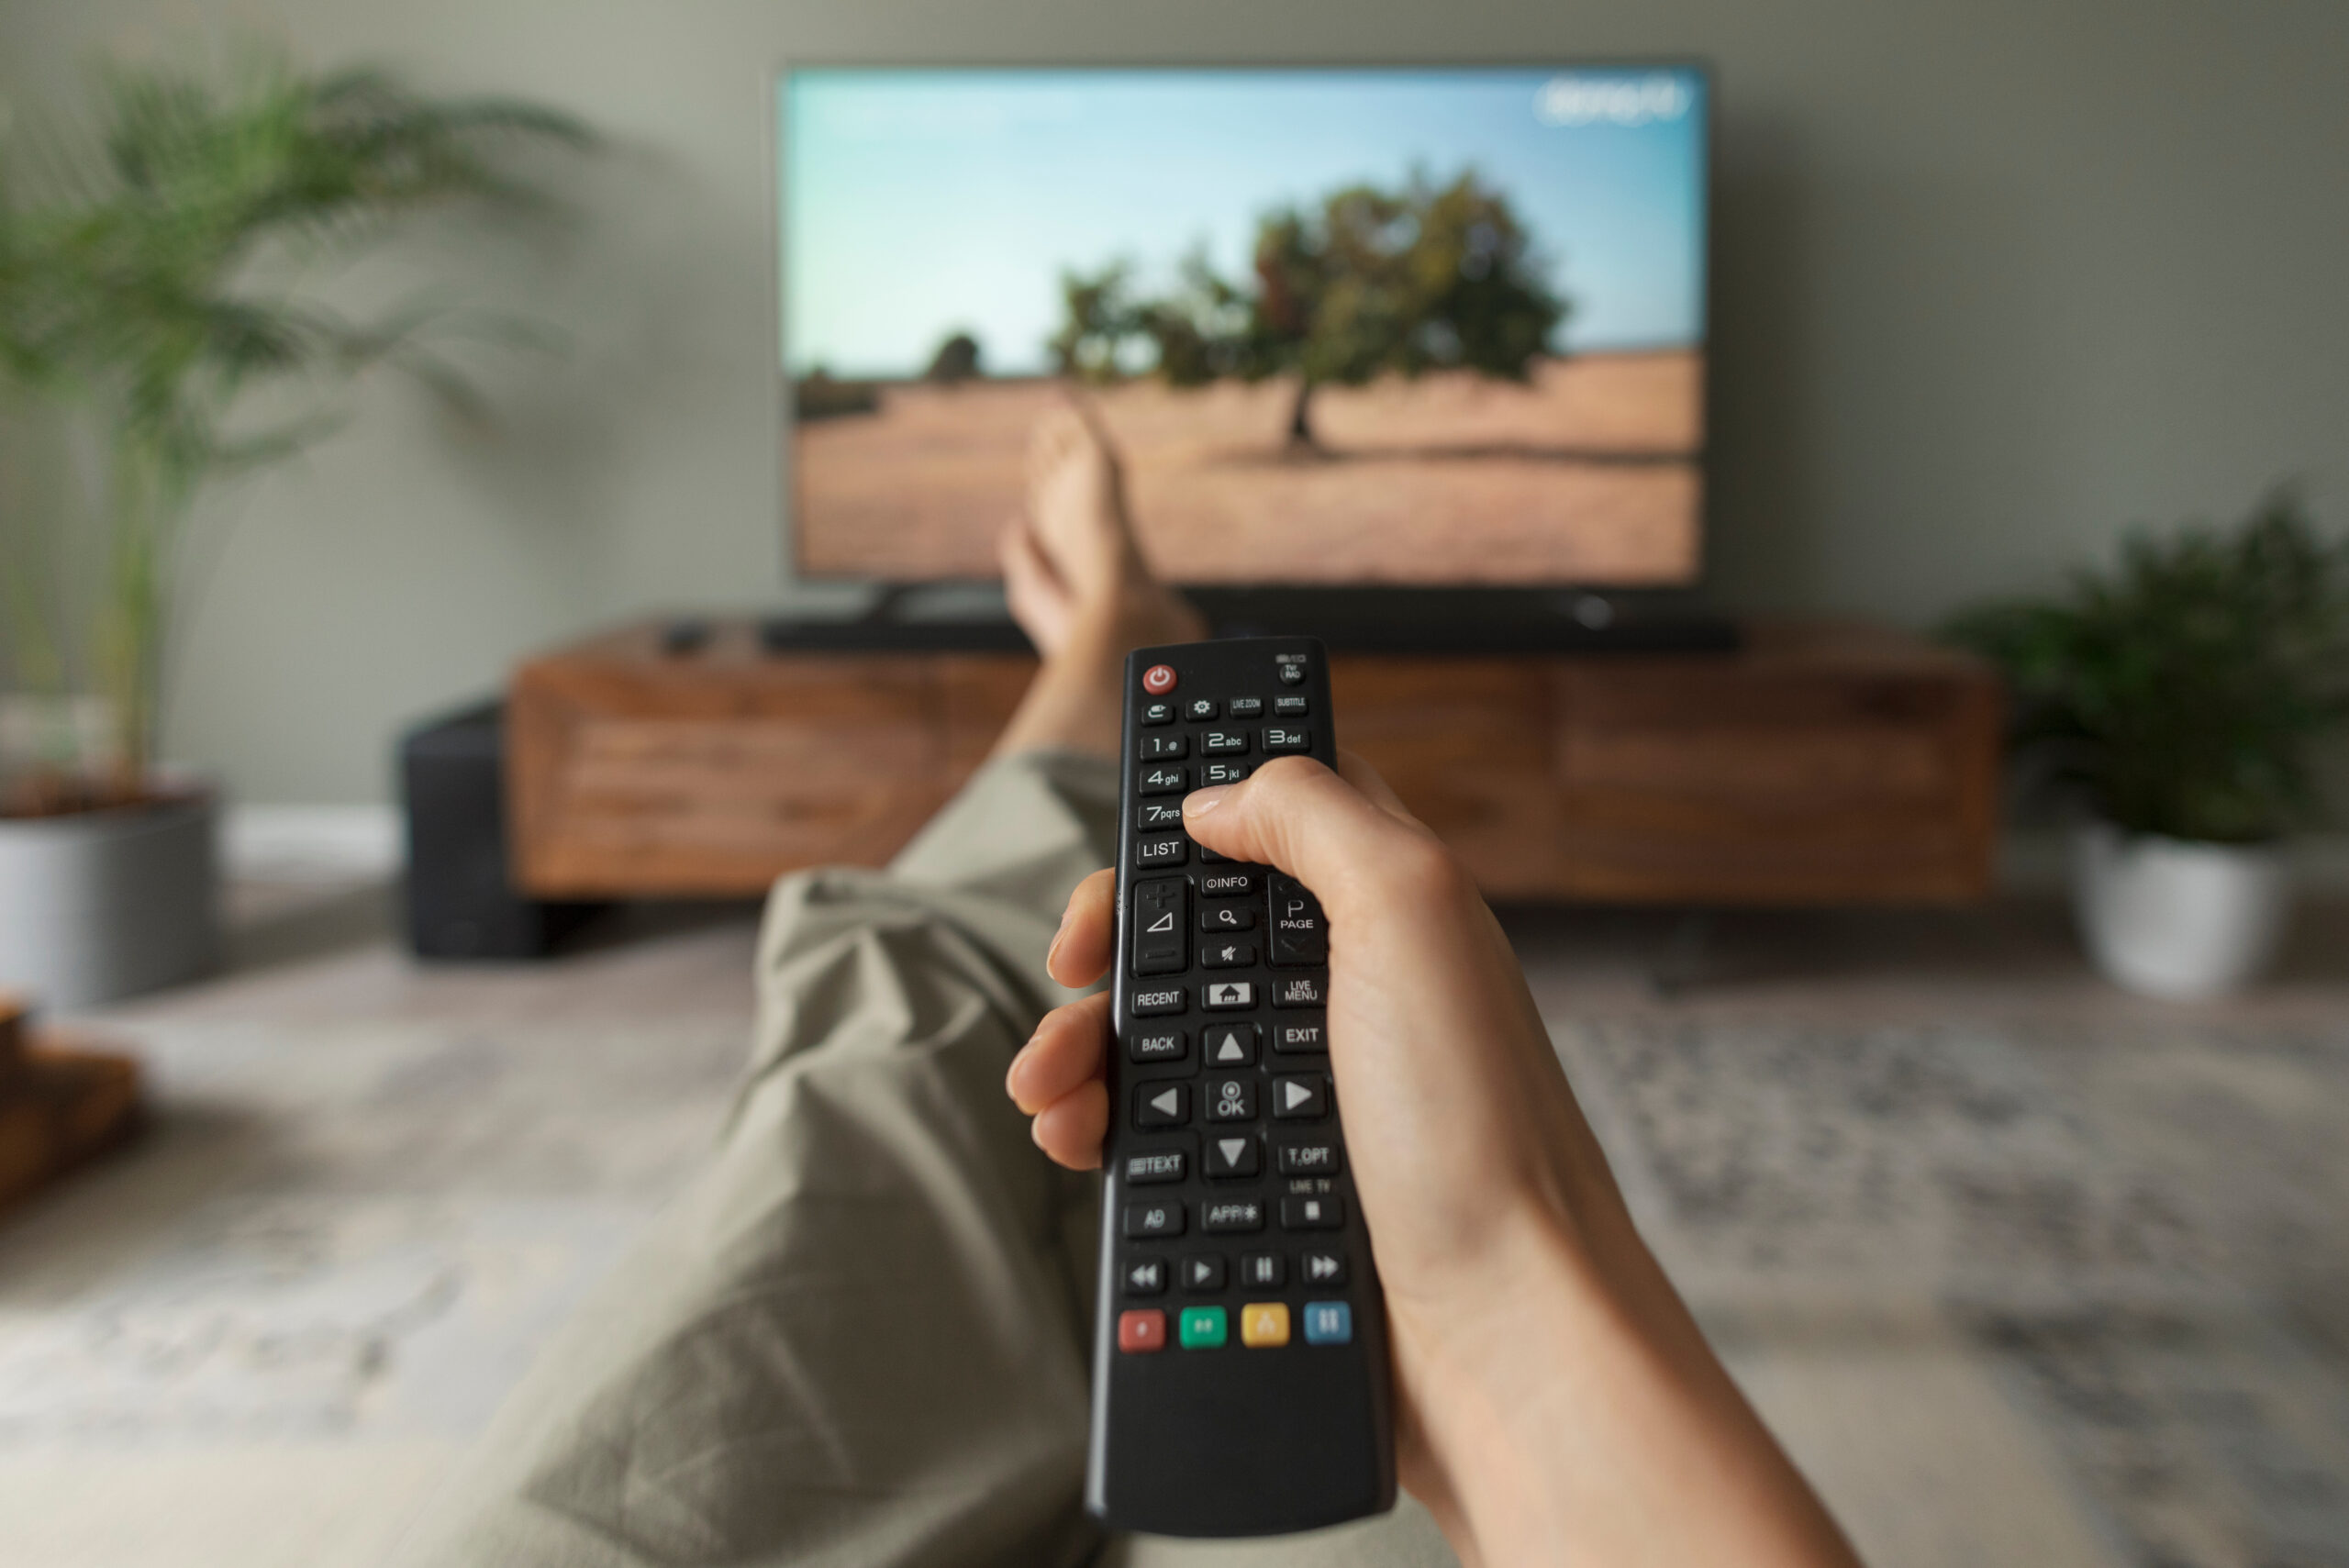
[1051,171,1566,448]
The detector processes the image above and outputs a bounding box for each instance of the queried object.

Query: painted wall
[1,0,2343,806]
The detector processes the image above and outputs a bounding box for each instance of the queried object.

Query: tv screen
[780,65,1709,587]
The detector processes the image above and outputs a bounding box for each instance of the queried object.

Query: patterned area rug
[1559,1016,2349,1568]
[0,1019,747,1445]
[5,998,2347,1566]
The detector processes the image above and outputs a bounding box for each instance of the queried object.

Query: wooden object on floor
[0,992,143,1217]
[507,618,2000,905]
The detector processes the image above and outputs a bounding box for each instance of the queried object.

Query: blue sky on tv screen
[783,67,1707,379]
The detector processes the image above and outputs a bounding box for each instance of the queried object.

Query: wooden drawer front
[1553,670,1997,904]
[511,652,961,896]
[1332,658,1560,896]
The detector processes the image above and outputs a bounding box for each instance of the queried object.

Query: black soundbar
[757,588,1737,657]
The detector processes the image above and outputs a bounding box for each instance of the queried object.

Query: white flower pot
[0,787,220,1010]
[2069,821,2290,999]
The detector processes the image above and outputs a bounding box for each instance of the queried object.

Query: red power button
[1141,663,1177,695]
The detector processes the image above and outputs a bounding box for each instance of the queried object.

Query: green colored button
[1178,1305,1228,1349]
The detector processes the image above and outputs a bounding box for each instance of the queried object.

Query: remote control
[1086,636,1397,1537]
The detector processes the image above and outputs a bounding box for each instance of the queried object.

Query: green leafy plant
[0,49,589,815]
[1945,489,2349,843]
[1052,170,1566,448]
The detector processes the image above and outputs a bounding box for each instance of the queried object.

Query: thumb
[1182,755,1435,906]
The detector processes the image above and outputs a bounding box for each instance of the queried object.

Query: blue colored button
[1302,1300,1353,1346]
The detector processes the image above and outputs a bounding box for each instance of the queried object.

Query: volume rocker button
[1133,878,1186,974]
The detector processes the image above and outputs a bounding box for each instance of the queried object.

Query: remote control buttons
[1240,1251,1286,1288]
[1201,729,1249,755]
[1138,764,1188,795]
[1125,1201,1186,1239]
[1280,1141,1343,1176]
[1182,1255,1227,1292]
[1124,1150,1185,1184]
[1203,1133,1261,1178]
[1201,870,1257,898]
[1271,973,1326,1006]
[1123,1258,1168,1295]
[1202,1197,1265,1234]
[1203,1024,1258,1067]
[1275,659,1308,686]
[1281,1194,1345,1230]
[1135,1083,1188,1128]
[1139,732,1187,759]
[1129,1028,1186,1063]
[1274,1017,1326,1053]
[1132,879,1186,975]
[1274,694,1309,717]
[1136,801,1185,829]
[1179,1306,1227,1349]
[1303,1301,1353,1345]
[1119,1308,1168,1351]
[1131,985,1187,1016]
[1203,1076,1257,1121]
[1263,726,1310,753]
[1141,700,1175,726]
[1142,663,1177,695]
[1136,836,1188,869]
[1272,1075,1328,1119]
[1201,761,1250,785]
[1301,1249,1349,1286]
[1201,904,1256,930]
[1241,1303,1291,1349]
[1202,981,1254,1010]
[1200,940,1255,968]
[1186,697,1219,720]
[1269,876,1328,966]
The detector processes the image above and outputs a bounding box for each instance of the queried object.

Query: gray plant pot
[0,787,221,1010]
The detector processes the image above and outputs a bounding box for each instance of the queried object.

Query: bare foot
[992,397,1207,759]
[998,399,1204,658]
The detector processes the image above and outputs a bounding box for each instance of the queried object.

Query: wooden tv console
[507,618,2001,905]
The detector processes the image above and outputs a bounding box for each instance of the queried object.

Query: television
[777,64,1713,634]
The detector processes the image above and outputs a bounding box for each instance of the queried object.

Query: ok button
[1202,1076,1257,1121]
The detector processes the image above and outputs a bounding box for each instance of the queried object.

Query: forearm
[1401,1211,1863,1568]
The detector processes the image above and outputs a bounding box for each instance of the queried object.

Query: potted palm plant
[1948,490,2349,998]
[0,51,586,1007]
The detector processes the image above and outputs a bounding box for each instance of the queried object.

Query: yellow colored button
[1240,1302,1291,1348]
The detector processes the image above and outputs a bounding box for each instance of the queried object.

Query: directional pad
[1202,1024,1258,1066]
[1204,1132,1262,1178]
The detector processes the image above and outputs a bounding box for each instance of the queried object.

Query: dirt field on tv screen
[792,350,1702,584]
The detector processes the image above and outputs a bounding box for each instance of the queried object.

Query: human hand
[1006,754,1859,1567]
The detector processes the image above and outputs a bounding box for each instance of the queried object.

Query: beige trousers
[396,751,1454,1568]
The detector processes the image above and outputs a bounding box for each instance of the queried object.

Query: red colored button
[1118,1307,1168,1353]
[1142,663,1177,695]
